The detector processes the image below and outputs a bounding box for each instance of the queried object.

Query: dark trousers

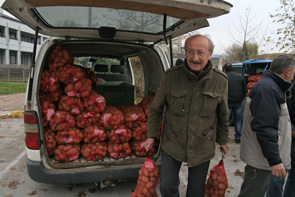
[160,149,210,197]
[228,103,242,140]
[238,165,271,197]
[284,166,295,197]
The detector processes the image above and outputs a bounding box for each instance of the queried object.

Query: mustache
[189,60,202,64]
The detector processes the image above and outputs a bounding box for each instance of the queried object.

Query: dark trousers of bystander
[284,166,295,197]
[228,103,242,141]
[160,149,210,197]
[238,165,271,197]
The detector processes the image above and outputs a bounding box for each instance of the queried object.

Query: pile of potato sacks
[246,72,263,96]
[41,45,159,163]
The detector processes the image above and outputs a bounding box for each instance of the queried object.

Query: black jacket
[226,71,247,104]
[287,79,295,167]
[249,71,292,166]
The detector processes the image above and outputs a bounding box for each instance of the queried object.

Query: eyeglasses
[186,50,210,57]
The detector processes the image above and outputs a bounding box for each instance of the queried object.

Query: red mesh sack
[57,64,86,84]
[107,125,132,143]
[99,106,124,130]
[55,127,83,145]
[205,158,228,197]
[49,111,75,131]
[39,88,63,103]
[47,45,74,72]
[132,121,147,141]
[76,111,100,129]
[246,81,256,90]
[81,67,99,86]
[53,144,80,162]
[130,140,156,157]
[40,101,56,127]
[44,128,56,156]
[64,78,92,98]
[58,95,85,116]
[247,72,263,82]
[107,141,131,159]
[83,90,106,114]
[131,157,159,197]
[81,142,108,161]
[120,105,146,129]
[40,69,60,92]
[83,124,107,143]
[138,95,154,117]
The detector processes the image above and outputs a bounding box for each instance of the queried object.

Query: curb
[0,110,24,118]
[10,111,24,116]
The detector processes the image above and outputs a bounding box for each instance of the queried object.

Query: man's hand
[270,163,286,177]
[144,138,155,151]
[292,130,295,137]
[219,144,229,154]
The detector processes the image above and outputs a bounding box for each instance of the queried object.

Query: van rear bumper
[27,159,145,184]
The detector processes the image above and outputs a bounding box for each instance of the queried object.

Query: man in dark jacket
[239,55,295,197]
[223,63,247,143]
[266,77,295,197]
[144,34,229,197]
[283,78,295,196]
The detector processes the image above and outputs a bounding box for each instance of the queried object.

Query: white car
[2,0,232,183]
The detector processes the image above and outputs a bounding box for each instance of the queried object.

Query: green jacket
[147,61,229,167]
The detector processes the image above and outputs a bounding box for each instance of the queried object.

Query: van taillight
[24,111,40,149]
[25,133,40,149]
[24,112,38,124]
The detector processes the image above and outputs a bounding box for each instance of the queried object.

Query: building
[0,8,48,65]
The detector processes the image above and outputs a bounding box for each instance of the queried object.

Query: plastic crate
[94,82,134,106]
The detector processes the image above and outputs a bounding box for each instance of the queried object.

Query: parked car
[242,59,272,77]
[231,62,243,75]
[2,0,232,184]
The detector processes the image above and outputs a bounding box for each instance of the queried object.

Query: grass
[0,81,27,95]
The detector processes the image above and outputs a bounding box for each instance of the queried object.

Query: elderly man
[144,34,229,197]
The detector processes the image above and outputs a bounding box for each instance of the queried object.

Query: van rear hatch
[2,0,232,43]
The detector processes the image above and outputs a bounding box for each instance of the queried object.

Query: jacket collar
[184,59,212,81]
[264,71,293,96]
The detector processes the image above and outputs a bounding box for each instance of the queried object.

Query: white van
[2,0,232,183]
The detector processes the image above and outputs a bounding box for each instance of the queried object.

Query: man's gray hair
[269,55,295,74]
[184,34,215,52]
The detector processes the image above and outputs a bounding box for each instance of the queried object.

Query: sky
[199,0,283,55]
[0,0,283,55]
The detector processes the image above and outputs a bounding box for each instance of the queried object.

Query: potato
[141,176,149,183]
[146,181,153,189]
[218,182,226,190]
[217,175,226,183]
[211,172,218,180]
[143,168,149,177]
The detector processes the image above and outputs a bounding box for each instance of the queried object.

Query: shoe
[235,139,241,144]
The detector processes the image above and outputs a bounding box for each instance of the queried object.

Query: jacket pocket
[169,89,187,116]
[200,91,218,117]
[195,127,215,153]
[200,127,214,138]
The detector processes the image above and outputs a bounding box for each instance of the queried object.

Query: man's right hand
[270,163,286,177]
[144,137,155,151]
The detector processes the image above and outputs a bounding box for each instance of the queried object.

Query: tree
[225,42,259,62]
[225,4,268,61]
[268,0,295,53]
